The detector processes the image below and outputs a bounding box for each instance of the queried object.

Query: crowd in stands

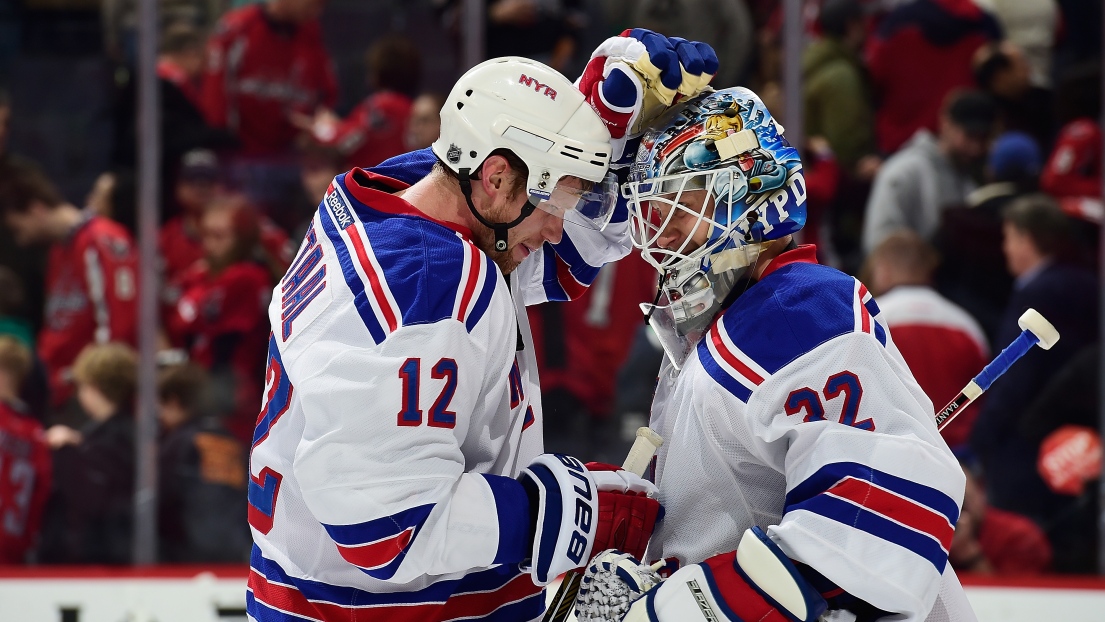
[0,0,1098,580]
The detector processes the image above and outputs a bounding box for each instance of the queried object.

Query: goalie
[575,89,976,622]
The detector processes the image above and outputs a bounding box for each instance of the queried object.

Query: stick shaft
[936,329,1040,430]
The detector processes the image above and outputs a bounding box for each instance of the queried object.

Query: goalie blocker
[580,527,827,622]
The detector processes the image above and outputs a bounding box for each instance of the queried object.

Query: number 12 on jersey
[397,357,458,429]
[785,371,874,431]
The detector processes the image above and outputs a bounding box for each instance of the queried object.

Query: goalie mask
[623,87,807,367]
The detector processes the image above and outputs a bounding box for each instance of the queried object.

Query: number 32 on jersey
[784,371,874,431]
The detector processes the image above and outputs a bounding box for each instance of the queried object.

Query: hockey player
[248,31,720,622]
[573,88,974,621]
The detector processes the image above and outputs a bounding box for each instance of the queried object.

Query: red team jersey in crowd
[201,4,338,156]
[40,215,138,406]
[318,91,412,169]
[876,285,989,449]
[0,401,51,563]
[1041,118,1102,200]
[159,215,295,287]
[978,506,1052,575]
[169,261,273,444]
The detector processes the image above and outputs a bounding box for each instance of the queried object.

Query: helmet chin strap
[458,168,538,252]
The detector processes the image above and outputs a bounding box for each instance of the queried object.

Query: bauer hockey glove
[576,29,719,162]
[517,454,600,585]
[585,462,663,561]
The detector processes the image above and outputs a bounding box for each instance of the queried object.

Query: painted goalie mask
[623,87,807,367]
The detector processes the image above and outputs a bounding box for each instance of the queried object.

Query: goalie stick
[542,427,664,622]
[936,308,1060,431]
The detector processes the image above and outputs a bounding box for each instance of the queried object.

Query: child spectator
[0,160,138,410]
[404,92,445,151]
[0,336,51,563]
[867,231,989,451]
[41,343,136,564]
[159,150,294,293]
[200,0,337,157]
[301,35,421,169]
[167,197,272,444]
[158,363,251,562]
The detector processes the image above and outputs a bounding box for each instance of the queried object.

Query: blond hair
[0,335,31,387]
[72,343,138,407]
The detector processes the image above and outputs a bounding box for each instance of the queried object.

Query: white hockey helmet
[432,57,617,244]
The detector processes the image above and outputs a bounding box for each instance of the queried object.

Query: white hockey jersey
[645,245,976,622]
[246,152,631,622]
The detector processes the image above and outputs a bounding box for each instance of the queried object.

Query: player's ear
[479,154,509,196]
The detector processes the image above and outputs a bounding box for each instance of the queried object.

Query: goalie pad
[622,527,828,622]
[518,454,599,585]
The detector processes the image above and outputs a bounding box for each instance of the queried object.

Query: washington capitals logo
[446,143,462,164]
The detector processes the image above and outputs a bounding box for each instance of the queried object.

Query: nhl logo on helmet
[446,143,462,164]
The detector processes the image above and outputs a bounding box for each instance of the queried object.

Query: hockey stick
[936,308,1060,431]
[542,427,664,622]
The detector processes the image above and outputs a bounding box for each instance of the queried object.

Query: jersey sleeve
[514,198,632,306]
[735,330,964,620]
[282,286,532,585]
[84,233,138,346]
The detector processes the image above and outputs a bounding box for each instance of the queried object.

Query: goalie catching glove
[576,527,828,622]
[517,455,662,586]
[576,29,718,162]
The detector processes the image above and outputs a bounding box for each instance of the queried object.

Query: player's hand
[517,454,600,585]
[575,550,663,622]
[585,462,662,561]
[576,29,718,161]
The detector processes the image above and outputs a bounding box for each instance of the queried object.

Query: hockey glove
[576,29,718,162]
[576,549,665,622]
[586,462,662,561]
[619,527,828,622]
[517,454,600,585]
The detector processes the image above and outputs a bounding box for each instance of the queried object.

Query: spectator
[292,143,343,242]
[972,40,1054,152]
[485,0,586,71]
[301,35,420,169]
[866,230,989,451]
[0,336,51,564]
[979,0,1058,90]
[1017,344,1100,572]
[866,0,1001,154]
[200,0,337,157]
[157,363,251,562]
[631,0,754,89]
[41,343,137,564]
[0,160,138,410]
[950,463,1052,575]
[111,23,237,232]
[803,0,875,174]
[863,89,997,254]
[0,93,49,347]
[1041,62,1101,201]
[159,150,294,293]
[934,130,1041,340]
[971,195,1098,531]
[0,267,50,419]
[404,92,445,152]
[167,196,272,444]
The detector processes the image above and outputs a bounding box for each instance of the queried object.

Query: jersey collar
[343,168,475,240]
[758,244,819,280]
